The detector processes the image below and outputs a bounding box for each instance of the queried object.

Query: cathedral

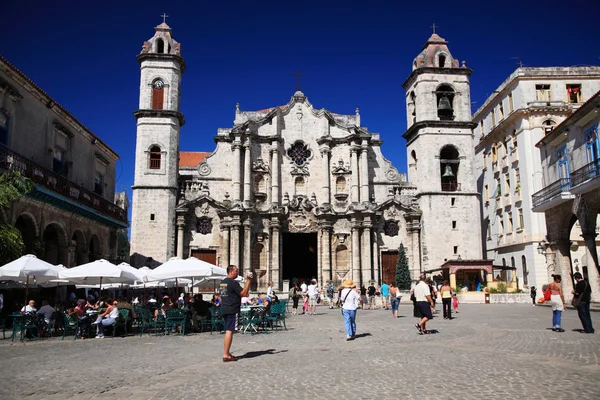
[130,22,483,291]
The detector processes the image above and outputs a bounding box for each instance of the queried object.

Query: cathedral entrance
[282,232,318,283]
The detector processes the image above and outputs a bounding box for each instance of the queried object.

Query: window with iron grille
[149,146,161,169]
[196,217,213,235]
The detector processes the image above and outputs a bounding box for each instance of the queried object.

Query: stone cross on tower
[293,71,303,91]
[161,13,169,23]
[430,22,438,34]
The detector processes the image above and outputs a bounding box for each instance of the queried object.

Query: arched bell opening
[440,145,459,191]
[436,84,455,121]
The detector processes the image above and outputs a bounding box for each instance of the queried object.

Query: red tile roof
[179,152,210,167]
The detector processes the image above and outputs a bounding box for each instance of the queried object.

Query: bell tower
[402,32,482,271]
[130,21,185,266]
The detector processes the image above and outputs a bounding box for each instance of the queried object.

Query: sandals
[222,355,238,362]
[415,324,422,334]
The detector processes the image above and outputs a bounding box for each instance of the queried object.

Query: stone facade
[130,27,483,290]
[0,56,128,266]
[473,67,600,291]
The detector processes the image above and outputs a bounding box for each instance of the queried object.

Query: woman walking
[548,274,566,332]
[389,283,399,318]
[440,280,453,319]
[290,283,300,315]
[340,280,360,340]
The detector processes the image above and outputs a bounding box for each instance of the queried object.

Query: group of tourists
[542,273,594,334]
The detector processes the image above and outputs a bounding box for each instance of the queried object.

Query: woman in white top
[91,299,119,338]
[340,280,360,340]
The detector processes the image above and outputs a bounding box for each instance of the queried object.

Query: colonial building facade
[130,24,483,290]
[0,56,129,267]
[474,67,600,291]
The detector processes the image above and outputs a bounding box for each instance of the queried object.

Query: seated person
[69,299,91,339]
[211,294,221,307]
[116,297,134,330]
[155,297,173,320]
[190,294,211,330]
[91,298,118,338]
[37,300,55,325]
[21,300,37,313]
[241,296,252,305]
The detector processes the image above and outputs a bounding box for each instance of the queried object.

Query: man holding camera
[220,265,253,362]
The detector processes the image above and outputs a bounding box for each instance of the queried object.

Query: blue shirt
[380,284,389,297]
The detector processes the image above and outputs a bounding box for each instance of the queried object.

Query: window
[484,185,489,201]
[53,146,66,175]
[436,84,455,121]
[451,197,456,206]
[453,246,458,255]
[150,213,155,221]
[557,145,570,182]
[518,208,524,230]
[515,168,521,185]
[287,141,312,166]
[536,84,551,101]
[522,255,528,285]
[494,178,501,197]
[508,212,513,232]
[152,79,164,110]
[482,152,487,170]
[452,221,457,230]
[487,221,491,240]
[149,146,161,169]
[156,38,164,54]
[508,92,514,113]
[491,109,496,127]
[438,54,446,68]
[543,119,556,135]
[498,102,504,120]
[336,176,346,193]
[505,173,510,194]
[510,257,515,281]
[566,84,582,104]
[480,120,484,136]
[254,175,266,193]
[94,172,104,196]
[196,217,213,235]
[440,145,459,191]
[585,125,599,163]
[498,215,504,235]
[383,220,399,236]
[294,177,305,195]
[0,110,8,145]
[491,145,498,163]
[511,130,518,150]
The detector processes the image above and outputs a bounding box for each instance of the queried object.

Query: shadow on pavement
[237,349,288,359]
[354,333,372,339]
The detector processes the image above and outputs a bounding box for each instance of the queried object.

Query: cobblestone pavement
[0,304,598,399]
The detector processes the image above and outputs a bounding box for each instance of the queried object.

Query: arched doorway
[71,230,87,266]
[88,234,102,262]
[42,223,68,265]
[15,213,38,255]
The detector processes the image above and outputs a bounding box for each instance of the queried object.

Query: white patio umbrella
[59,259,139,291]
[194,274,243,292]
[146,257,227,281]
[0,254,62,304]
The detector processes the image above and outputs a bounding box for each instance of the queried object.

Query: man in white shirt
[307,279,319,315]
[21,300,36,314]
[340,280,360,340]
[414,274,435,334]
[37,300,55,325]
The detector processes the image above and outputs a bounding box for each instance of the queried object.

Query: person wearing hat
[548,274,566,332]
[572,272,594,334]
[340,280,360,340]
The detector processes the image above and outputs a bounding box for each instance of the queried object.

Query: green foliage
[0,223,25,264]
[395,243,411,290]
[497,282,507,293]
[0,169,34,263]
[488,287,499,294]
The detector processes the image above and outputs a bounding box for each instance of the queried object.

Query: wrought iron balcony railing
[0,143,127,224]
[532,178,571,209]
[570,158,600,189]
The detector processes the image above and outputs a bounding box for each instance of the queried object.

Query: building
[130,24,484,291]
[473,67,600,291]
[533,90,600,299]
[0,56,129,266]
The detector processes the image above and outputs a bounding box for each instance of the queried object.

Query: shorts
[223,314,236,331]
[368,295,376,305]
[308,295,317,306]
[381,295,389,303]
[416,301,433,319]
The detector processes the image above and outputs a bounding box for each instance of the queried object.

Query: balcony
[570,159,600,195]
[531,178,575,212]
[0,144,128,227]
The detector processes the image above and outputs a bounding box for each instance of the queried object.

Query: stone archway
[71,230,87,266]
[15,213,38,256]
[42,222,68,265]
[88,234,102,262]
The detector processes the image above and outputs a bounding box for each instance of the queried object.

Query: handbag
[340,289,353,315]
[543,287,551,301]
[571,281,587,307]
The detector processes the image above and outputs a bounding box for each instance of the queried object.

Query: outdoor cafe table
[240,305,266,334]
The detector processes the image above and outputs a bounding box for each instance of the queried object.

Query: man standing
[326,281,335,309]
[307,279,319,315]
[220,265,252,362]
[380,282,389,310]
[367,282,377,310]
[414,274,435,335]
[572,272,594,334]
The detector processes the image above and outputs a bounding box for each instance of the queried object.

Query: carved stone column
[232,138,242,202]
[350,145,360,203]
[582,231,600,300]
[221,224,230,268]
[372,231,379,284]
[322,225,332,283]
[270,221,281,289]
[360,140,369,203]
[351,223,361,284]
[229,218,241,268]
[270,143,280,206]
[176,214,186,258]
[243,137,252,207]
[317,229,322,283]
[361,223,372,284]
[243,219,252,275]
[320,147,331,205]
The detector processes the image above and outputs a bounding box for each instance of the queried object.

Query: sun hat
[342,280,355,288]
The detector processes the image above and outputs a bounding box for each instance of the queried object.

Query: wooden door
[381,251,398,284]
[191,249,216,265]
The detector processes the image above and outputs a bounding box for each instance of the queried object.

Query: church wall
[134,118,180,187]
[193,142,233,202]
[186,204,222,252]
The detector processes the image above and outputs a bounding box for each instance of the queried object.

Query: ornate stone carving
[386,207,398,219]
[331,158,351,175]
[198,162,211,176]
[290,164,310,176]
[287,211,318,233]
[252,157,269,173]
[383,220,399,236]
[288,195,315,212]
[385,168,399,181]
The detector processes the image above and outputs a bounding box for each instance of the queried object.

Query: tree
[0,169,34,264]
[395,243,411,290]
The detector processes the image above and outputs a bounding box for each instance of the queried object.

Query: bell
[438,96,453,120]
[442,165,454,178]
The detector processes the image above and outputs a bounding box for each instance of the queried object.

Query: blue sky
[2,0,598,215]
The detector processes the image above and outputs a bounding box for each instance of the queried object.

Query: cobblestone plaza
[0,304,598,399]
